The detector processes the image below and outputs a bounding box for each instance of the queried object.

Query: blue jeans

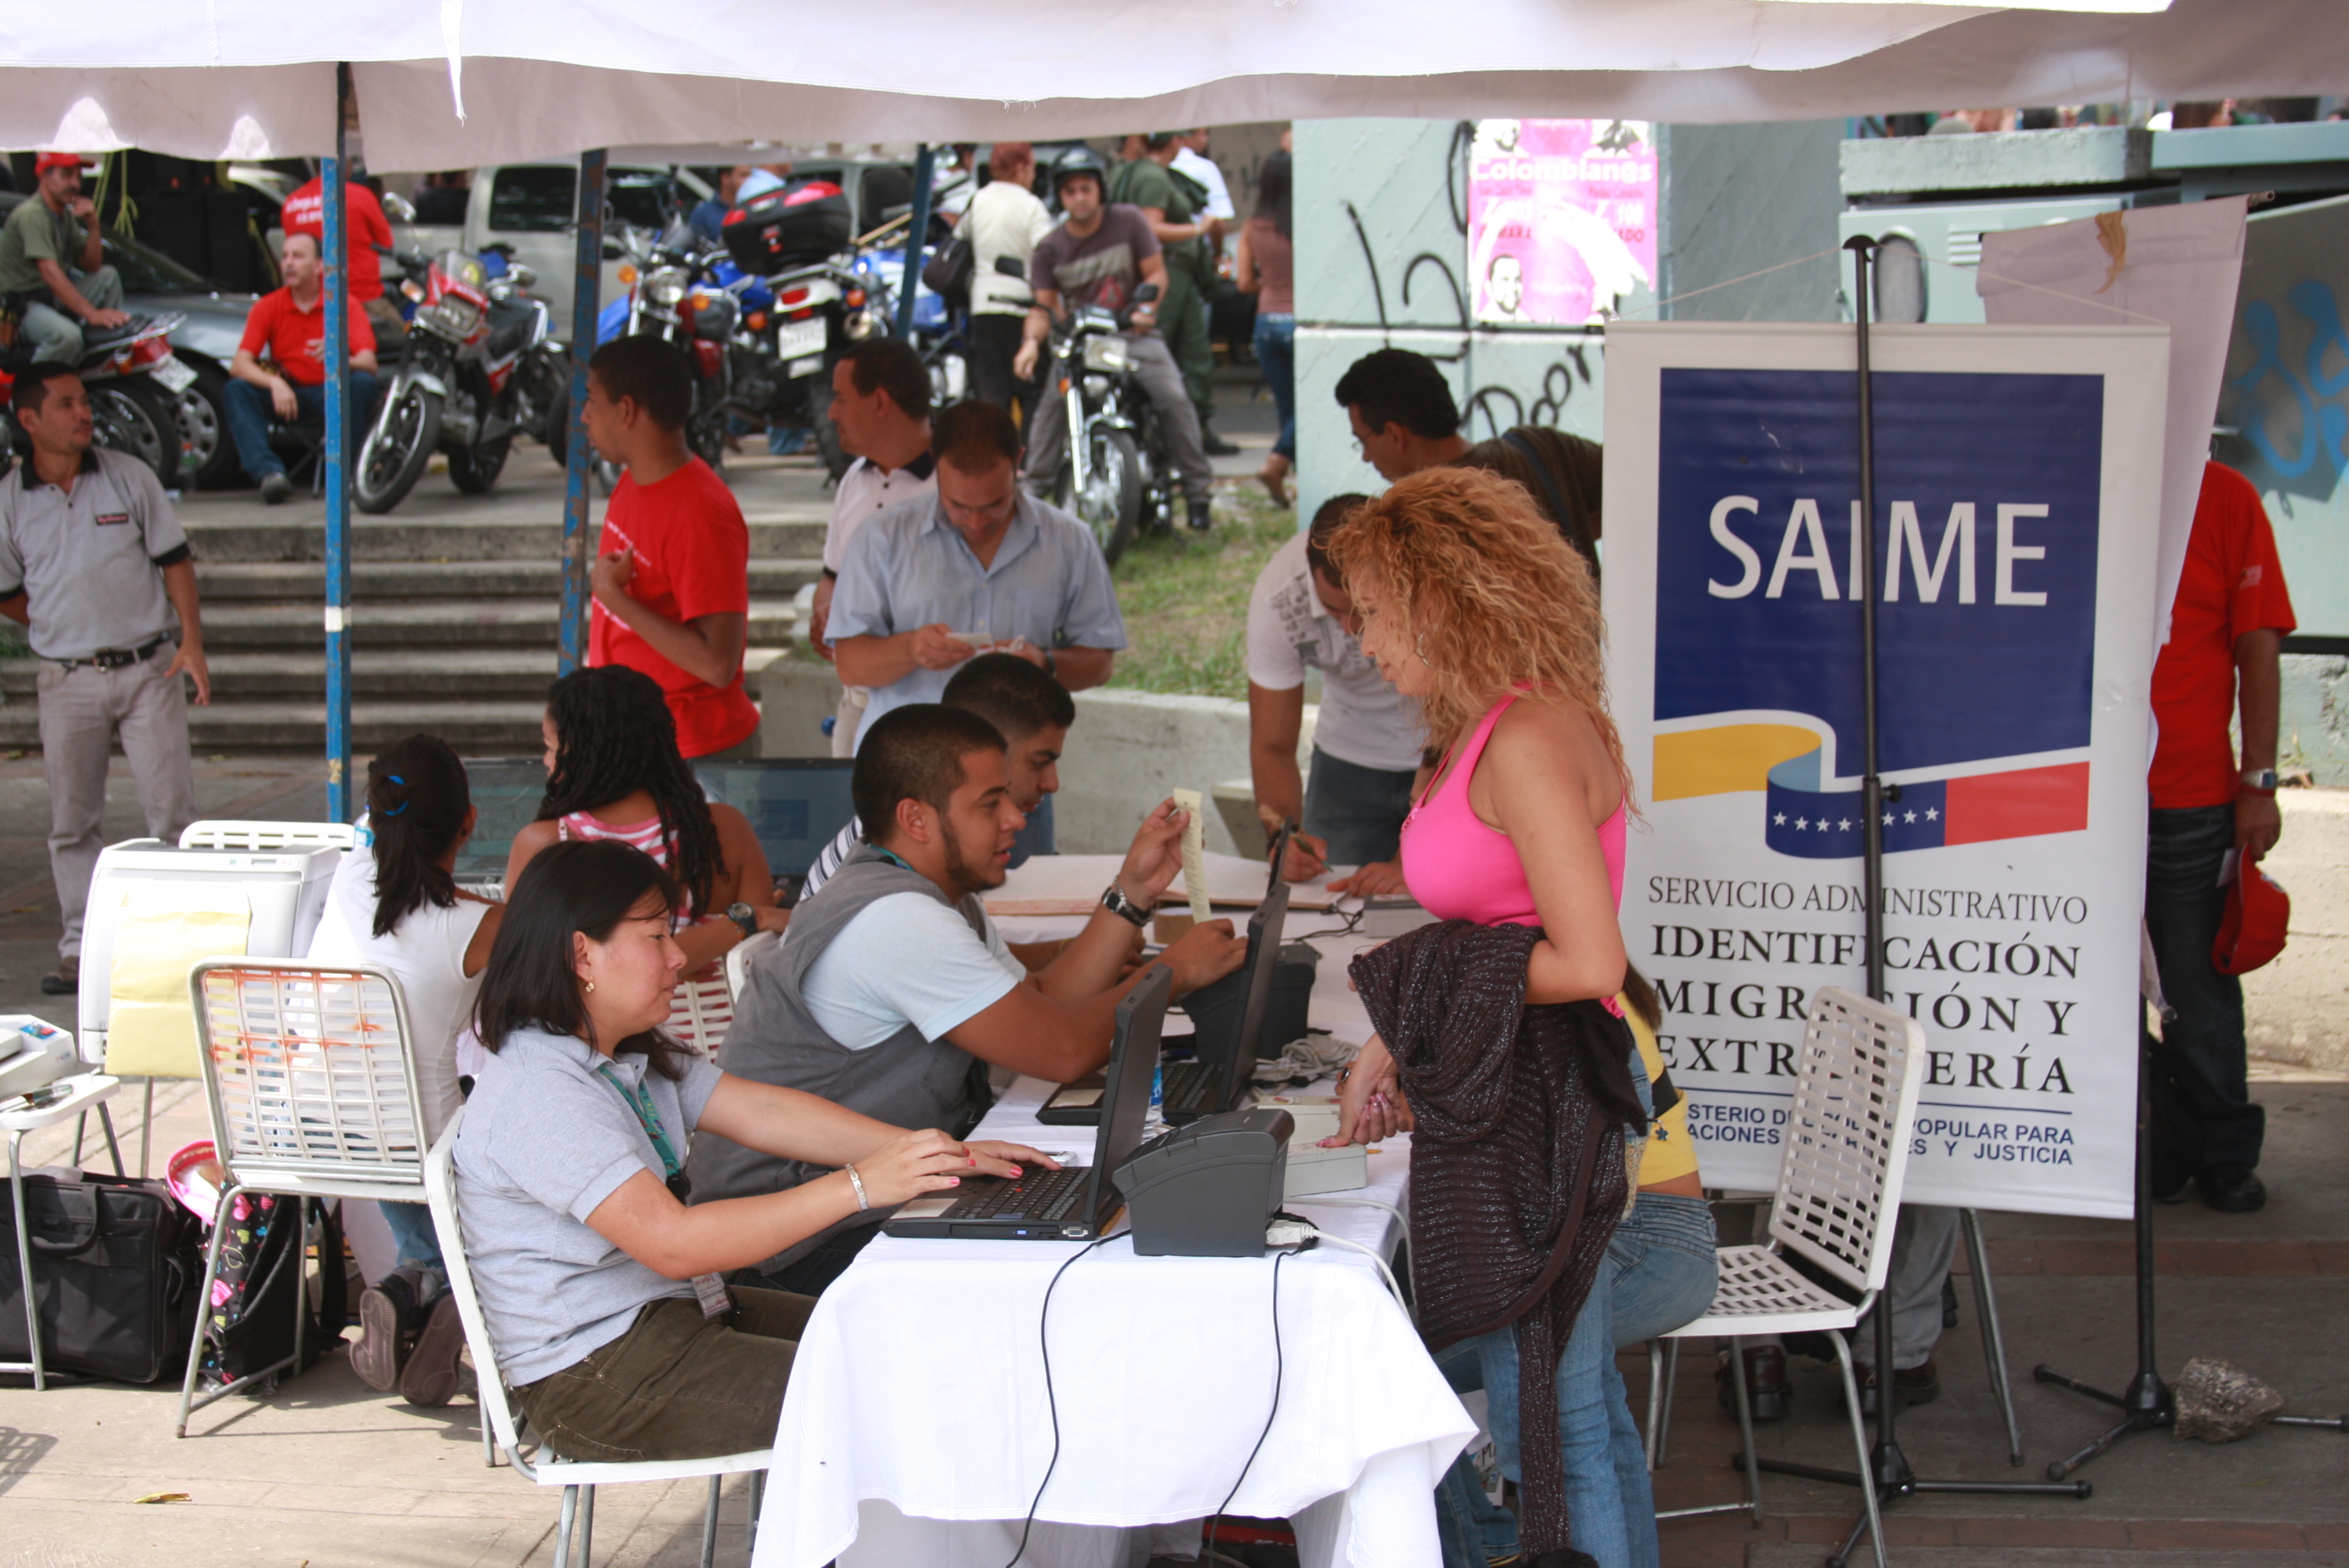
[223,373,382,484]
[1009,792,1054,867]
[1252,311,1296,461]
[1434,1339,1522,1568]
[1609,1193,1718,1349]
[2145,803,2262,1168]
[1302,747,1417,866]
[379,1199,443,1269]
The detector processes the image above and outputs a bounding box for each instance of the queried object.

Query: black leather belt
[52,636,169,672]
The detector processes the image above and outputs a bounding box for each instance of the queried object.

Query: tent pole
[323,63,355,821]
[896,145,936,339]
[560,151,606,675]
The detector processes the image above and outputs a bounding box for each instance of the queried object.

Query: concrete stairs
[0,513,822,752]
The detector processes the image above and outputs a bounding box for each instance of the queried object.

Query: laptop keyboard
[948,1166,1089,1222]
[1161,1059,1219,1113]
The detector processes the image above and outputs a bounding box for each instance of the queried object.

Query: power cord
[1268,1219,1411,1322]
[1205,1245,1290,1560]
[1003,1231,1119,1568]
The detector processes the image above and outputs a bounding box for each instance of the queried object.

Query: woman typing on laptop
[451,837,1055,1462]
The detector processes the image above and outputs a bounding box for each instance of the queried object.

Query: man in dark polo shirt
[1,366,211,995]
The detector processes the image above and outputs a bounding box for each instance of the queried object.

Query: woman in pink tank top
[1319,465,1632,1134]
[506,667,789,987]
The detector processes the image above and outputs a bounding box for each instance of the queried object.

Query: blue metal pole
[324,63,354,822]
[559,151,606,675]
[896,144,936,339]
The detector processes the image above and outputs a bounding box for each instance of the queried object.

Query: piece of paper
[982,851,1340,918]
[1171,788,1210,924]
[104,892,252,1079]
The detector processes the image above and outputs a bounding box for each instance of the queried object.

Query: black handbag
[0,1167,203,1384]
[199,1191,347,1389]
[922,235,974,306]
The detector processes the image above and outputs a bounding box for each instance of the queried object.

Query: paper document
[983,852,1339,917]
[1171,789,1211,923]
[105,890,253,1078]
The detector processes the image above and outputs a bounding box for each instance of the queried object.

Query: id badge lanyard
[594,1061,732,1319]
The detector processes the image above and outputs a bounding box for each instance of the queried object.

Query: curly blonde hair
[1322,466,1626,785]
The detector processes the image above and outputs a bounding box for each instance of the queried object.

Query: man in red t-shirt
[581,336,759,757]
[281,169,404,349]
[223,230,380,503]
[2145,460,2296,1214]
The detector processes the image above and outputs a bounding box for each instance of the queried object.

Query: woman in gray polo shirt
[455,838,1054,1461]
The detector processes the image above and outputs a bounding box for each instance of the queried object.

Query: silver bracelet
[844,1163,869,1213]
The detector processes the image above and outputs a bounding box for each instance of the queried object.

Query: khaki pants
[38,641,199,960]
[831,683,869,758]
[513,1287,814,1463]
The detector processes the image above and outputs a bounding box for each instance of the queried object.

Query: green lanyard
[594,1061,684,1182]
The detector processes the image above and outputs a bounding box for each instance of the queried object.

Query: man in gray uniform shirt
[1,366,211,994]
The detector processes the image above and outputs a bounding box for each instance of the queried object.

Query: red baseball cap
[34,153,84,175]
[2213,863,2289,976]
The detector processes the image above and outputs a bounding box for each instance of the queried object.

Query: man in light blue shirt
[830,399,1126,750]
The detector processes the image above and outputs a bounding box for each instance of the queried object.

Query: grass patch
[1105,486,1295,699]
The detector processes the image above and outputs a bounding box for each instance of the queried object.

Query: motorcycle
[858,238,970,414]
[0,314,191,490]
[596,218,735,471]
[355,245,560,515]
[1035,272,1171,565]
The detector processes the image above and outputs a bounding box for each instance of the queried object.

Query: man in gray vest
[687,702,1246,1295]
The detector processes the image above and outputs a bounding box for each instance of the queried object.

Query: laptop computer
[883,964,1169,1242]
[1036,882,1288,1128]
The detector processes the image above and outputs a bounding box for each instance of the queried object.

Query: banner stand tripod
[1742,236,2094,1568]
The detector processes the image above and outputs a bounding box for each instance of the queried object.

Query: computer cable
[1267,1217,1411,1320]
[1003,1230,1120,1568]
[1204,1244,1292,1562]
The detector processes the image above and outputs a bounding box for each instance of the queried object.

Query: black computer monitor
[692,758,858,881]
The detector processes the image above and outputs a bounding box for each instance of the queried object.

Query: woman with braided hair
[506,667,789,1036]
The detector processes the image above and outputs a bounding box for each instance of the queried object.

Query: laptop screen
[1089,964,1172,1210]
[692,759,858,880]
[1226,881,1290,1093]
[1265,823,1291,897]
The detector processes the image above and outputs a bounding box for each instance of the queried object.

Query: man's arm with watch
[2236,626,2284,862]
[1029,797,1192,1002]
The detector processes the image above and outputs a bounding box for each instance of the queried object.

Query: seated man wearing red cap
[2146,460,2296,1214]
[0,154,130,364]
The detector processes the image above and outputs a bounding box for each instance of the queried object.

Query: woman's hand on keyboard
[969,1139,1063,1174]
[860,1129,1011,1206]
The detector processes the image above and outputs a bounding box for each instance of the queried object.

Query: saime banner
[1469,119,1656,327]
[1603,323,2170,1219]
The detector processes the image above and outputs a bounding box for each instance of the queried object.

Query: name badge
[95,512,130,527]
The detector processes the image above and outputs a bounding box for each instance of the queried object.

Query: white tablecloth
[756,900,1468,1568]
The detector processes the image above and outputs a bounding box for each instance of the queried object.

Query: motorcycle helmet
[1049,146,1109,199]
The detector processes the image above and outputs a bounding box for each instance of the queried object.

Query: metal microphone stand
[1743,238,2092,1567]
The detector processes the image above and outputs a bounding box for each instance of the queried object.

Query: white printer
[0,1015,81,1100]
[78,838,341,1068]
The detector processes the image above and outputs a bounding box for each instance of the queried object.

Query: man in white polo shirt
[1247,493,1424,894]
[809,337,938,757]
[1,365,212,995]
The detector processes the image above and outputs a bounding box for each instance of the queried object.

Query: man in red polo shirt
[281,167,402,349]
[581,335,759,758]
[223,230,380,503]
[2146,460,2296,1214]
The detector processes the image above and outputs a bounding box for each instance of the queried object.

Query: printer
[1115,1108,1295,1258]
[0,1015,80,1100]
[78,838,341,1068]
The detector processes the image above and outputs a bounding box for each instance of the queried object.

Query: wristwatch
[726,901,758,939]
[2241,767,2279,793]
[1101,880,1151,928]
[1043,646,1059,679]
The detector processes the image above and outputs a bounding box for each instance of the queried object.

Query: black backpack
[198,1191,350,1390]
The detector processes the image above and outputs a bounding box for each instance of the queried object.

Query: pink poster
[1468,119,1657,326]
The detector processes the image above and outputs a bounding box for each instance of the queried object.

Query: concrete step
[179,512,829,564]
[141,598,800,651]
[0,646,792,700]
[192,557,822,601]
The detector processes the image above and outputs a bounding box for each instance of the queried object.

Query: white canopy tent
[5,0,2346,165]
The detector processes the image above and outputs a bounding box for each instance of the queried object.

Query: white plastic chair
[177,957,429,1436]
[179,821,360,852]
[1656,986,1925,1566]
[425,1110,773,1567]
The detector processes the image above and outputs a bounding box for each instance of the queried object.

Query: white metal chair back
[189,957,427,1191]
[180,821,360,852]
[425,1109,531,1460]
[1764,985,1927,1298]
[724,929,779,1008]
